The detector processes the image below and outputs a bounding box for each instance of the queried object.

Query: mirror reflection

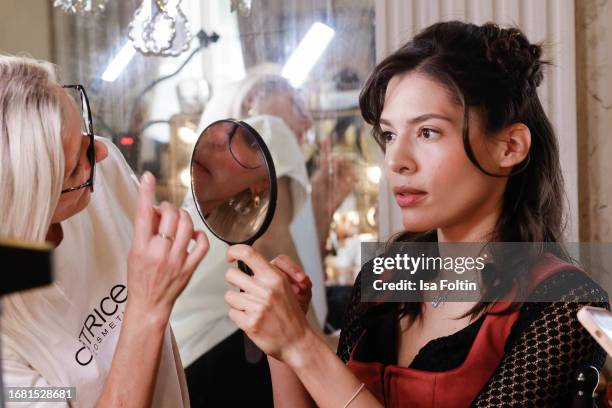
[191,119,274,244]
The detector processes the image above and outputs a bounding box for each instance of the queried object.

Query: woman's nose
[94,139,108,163]
[80,139,108,176]
[385,135,417,175]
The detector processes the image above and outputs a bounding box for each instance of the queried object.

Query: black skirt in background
[185,329,273,408]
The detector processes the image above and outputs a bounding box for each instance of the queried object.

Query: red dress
[346,254,581,407]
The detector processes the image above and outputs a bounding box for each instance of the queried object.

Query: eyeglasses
[228,123,264,170]
[61,85,96,194]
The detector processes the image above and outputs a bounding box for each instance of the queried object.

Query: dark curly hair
[359,21,569,319]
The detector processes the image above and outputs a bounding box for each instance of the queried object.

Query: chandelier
[53,0,109,13]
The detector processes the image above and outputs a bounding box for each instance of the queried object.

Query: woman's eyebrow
[380,113,454,127]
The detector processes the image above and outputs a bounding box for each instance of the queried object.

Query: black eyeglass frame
[61,85,96,194]
[228,122,265,170]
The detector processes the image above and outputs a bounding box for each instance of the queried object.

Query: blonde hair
[0,55,65,242]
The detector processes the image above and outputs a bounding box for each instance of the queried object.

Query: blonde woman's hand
[224,245,312,365]
[127,172,209,324]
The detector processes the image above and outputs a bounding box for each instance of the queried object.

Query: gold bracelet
[343,383,365,408]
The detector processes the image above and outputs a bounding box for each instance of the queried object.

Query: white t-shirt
[171,115,327,367]
[0,138,189,407]
[247,116,328,328]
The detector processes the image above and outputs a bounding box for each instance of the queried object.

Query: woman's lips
[394,187,427,207]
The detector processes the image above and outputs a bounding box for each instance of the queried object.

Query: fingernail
[141,171,153,184]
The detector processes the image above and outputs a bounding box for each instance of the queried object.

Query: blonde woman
[0,55,209,407]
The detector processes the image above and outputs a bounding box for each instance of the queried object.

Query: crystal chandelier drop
[129,0,193,57]
[53,0,109,13]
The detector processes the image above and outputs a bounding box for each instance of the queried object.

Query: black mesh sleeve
[337,271,365,363]
[471,269,609,407]
[338,270,609,407]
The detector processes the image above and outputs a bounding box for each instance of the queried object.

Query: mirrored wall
[46,0,379,287]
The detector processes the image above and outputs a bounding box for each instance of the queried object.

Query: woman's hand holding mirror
[224,245,314,365]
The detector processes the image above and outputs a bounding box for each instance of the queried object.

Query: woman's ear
[494,123,531,171]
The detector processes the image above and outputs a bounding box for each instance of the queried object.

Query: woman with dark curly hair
[221,21,609,407]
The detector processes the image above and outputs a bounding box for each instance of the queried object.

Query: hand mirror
[191,119,277,249]
[190,119,277,362]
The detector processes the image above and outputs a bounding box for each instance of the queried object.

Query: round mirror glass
[190,119,277,245]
